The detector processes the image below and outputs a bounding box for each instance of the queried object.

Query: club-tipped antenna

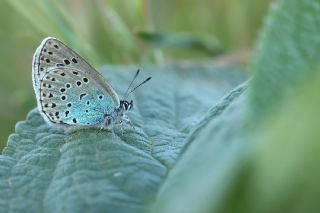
[123,69,140,98]
[126,77,152,97]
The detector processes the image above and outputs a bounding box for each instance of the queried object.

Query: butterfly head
[119,69,151,113]
[120,100,133,111]
[104,70,150,127]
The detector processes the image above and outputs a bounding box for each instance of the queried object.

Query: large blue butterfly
[32,37,150,130]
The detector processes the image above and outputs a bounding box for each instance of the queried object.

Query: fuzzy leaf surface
[0,64,247,213]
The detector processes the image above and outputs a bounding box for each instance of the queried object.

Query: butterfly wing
[32,37,119,102]
[32,37,120,126]
[39,67,117,126]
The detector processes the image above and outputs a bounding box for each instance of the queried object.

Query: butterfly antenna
[124,69,140,99]
[127,77,152,96]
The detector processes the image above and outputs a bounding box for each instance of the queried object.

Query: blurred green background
[0,0,272,150]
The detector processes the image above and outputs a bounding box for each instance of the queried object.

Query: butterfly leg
[97,125,104,134]
[122,116,136,130]
[111,122,117,140]
[107,115,117,139]
[118,120,125,136]
[97,115,110,134]
[116,117,131,136]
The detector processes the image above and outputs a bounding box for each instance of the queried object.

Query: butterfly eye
[124,102,129,110]
[120,100,127,110]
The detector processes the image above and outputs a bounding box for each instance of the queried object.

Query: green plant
[1,0,319,212]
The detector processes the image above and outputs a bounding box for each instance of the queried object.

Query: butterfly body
[32,37,137,130]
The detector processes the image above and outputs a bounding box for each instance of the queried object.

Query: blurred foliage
[0,0,272,149]
[136,31,223,56]
[220,72,320,213]
[249,0,320,123]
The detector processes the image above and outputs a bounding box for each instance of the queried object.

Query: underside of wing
[38,67,118,126]
[32,37,119,104]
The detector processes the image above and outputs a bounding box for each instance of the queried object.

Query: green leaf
[0,65,247,213]
[149,0,320,212]
[219,73,320,213]
[212,0,320,212]
[150,82,249,213]
[249,0,320,122]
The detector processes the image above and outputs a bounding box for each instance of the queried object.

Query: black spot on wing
[80,93,87,100]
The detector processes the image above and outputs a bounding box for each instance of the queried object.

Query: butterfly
[32,37,151,130]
